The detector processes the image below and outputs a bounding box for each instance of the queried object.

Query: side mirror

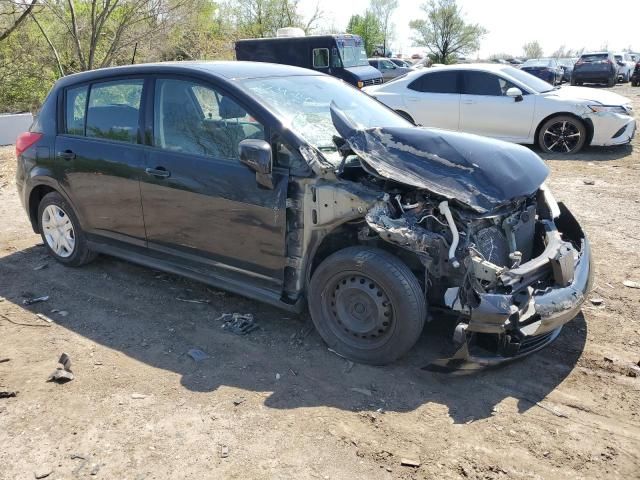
[238,139,273,188]
[506,87,523,102]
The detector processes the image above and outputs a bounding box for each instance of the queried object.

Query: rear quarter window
[408,71,459,94]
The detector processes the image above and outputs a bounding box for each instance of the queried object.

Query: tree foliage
[522,40,543,59]
[409,0,486,64]
[0,0,323,113]
[369,0,397,54]
[346,11,383,56]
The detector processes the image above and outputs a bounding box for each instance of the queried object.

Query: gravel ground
[1,83,639,480]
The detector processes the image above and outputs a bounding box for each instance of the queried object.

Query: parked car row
[365,64,635,154]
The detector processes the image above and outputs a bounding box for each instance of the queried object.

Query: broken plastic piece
[187,348,209,362]
[47,353,74,383]
[23,295,49,305]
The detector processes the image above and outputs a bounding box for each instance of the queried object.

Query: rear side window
[86,80,143,143]
[463,71,517,96]
[65,85,88,135]
[408,71,459,94]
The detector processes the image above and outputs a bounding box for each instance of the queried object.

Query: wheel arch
[27,184,57,233]
[534,112,594,148]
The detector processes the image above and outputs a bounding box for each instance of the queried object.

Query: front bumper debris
[430,205,593,372]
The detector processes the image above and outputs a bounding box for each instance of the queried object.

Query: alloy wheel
[543,120,582,153]
[42,204,75,258]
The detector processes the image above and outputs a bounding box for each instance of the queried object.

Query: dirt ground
[1,83,639,480]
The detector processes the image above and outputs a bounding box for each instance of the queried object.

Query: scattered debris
[623,280,640,289]
[47,353,74,383]
[344,361,355,373]
[33,264,48,271]
[328,348,346,359]
[604,356,614,363]
[219,445,229,458]
[590,297,604,306]
[90,463,101,475]
[34,466,53,479]
[583,179,595,185]
[36,313,54,324]
[22,295,49,305]
[51,309,69,317]
[401,458,421,468]
[0,358,10,363]
[217,313,259,335]
[0,313,51,328]
[534,401,568,418]
[70,454,86,460]
[627,365,640,378]
[232,397,246,406]
[289,368,297,376]
[176,297,210,304]
[275,373,281,380]
[187,348,209,362]
[131,393,147,399]
[350,387,373,397]
[0,391,18,398]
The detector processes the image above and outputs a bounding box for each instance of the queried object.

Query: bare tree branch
[0,0,38,42]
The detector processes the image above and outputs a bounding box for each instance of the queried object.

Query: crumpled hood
[331,105,549,213]
[542,86,631,105]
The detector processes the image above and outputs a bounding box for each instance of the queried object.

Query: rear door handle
[145,167,170,178]
[57,150,76,160]
[462,100,475,104]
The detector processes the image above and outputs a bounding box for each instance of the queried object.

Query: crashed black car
[16,62,593,366]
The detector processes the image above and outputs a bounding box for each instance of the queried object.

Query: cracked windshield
[241,75,410,164]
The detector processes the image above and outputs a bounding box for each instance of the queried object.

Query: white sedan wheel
[42,204,75,258]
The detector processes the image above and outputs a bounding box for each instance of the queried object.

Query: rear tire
[38,192,96,267]
[608,76,616,87]
[537,115,587,155]
[308,246,426,365]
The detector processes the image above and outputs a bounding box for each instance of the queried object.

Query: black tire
[38,191,96,267]
[607,76,616,87]
[633,79,639,87]
[308,246,426,365]
[395,110,415,124]
[537,115,587,154]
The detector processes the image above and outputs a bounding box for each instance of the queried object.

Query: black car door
[139,77,289,290]
[55,78,147,245]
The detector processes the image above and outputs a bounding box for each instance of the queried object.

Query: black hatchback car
[16,62,592,367]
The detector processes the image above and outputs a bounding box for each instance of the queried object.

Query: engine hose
[438,200,461,268]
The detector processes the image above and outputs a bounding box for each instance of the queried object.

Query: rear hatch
[575,53,612,74]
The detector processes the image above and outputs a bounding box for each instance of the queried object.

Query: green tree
[346,11,382,56]
[409,0,486,64]
[369,0,397,56]
[0,0,37,42]
[522,41,543,59]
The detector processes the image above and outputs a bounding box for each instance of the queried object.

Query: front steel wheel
[309,246,426,365]
[538,116,587,154]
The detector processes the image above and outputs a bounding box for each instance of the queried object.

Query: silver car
[368,57,412,82]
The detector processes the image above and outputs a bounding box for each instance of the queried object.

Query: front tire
[38,192,96,267]
[537,115,587,154]
[308,246,426,365]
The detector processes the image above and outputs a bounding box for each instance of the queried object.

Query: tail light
[15,132,42,157]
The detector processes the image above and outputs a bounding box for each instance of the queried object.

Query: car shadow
[0,246,587,423]
[531,144,633,161]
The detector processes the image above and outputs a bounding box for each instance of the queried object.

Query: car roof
[54,61,321,88]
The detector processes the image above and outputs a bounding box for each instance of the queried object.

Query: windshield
[240,75,411,164]
[523,59,552,67]
[499,66,555,93]
[339,45,369,67]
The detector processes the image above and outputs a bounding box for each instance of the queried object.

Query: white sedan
[364,64,636,154]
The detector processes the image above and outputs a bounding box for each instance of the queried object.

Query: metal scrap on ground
[216,313,259,335]
[22,295,49,305]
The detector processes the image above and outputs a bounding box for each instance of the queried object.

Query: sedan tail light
[15,132,42,157]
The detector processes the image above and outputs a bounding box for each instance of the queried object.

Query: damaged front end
[363,183,592,370]
[330,105,593,369]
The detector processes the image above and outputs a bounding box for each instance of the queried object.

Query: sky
[298,0,640,58]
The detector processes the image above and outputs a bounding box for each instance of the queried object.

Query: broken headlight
[588,104,630,115]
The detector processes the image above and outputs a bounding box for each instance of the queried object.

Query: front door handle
[145,167,170,178]
[57,150,76,160]
[462,100,475,104]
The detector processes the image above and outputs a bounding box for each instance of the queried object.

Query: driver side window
[463,71,519,96]
[153,79,264,160]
